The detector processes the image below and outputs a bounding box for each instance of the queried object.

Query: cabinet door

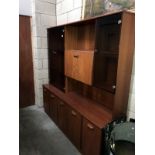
[19,16,35,108]
[43,88,50,115]
[49,94,58,124]
[82,119,102,155]
[68,108,82,151]
[57,101,69,136]
[48,27,65,91]
[78,51,94,85]
[65,50,94,85]
[93,13,122,93]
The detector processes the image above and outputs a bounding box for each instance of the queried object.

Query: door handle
[52,51,57,54]
[87,123,94,130]
[112,85,116,89]
[73,55,79,58]
[60,102,64,106]
[71,110,77,116]
[50,94,55,98]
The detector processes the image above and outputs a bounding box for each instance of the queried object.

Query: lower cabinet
[43,88,104,155]
[68,108,82,151]
[82,119,102,155]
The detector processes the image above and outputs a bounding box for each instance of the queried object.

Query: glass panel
[93,13,121,93]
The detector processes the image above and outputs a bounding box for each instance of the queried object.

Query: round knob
[112,85,116,89]
[118,19,122,24]
[94,49,98,53]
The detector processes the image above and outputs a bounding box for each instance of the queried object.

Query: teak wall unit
[45,10,135,155]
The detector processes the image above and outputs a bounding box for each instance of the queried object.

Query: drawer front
[82,119,102,155]
[68,108,82,151]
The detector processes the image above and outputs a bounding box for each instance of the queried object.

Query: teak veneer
[45,10,135,155]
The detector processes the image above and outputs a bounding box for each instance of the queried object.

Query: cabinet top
[47,10,134,30]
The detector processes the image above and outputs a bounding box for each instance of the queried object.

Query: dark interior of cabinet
[65,20,96,51]
[93,13,122,93]
[66,77,114,110]
[48,26,65,91]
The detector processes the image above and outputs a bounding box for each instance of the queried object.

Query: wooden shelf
[44,84,112,129]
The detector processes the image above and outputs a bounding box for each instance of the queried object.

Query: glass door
[93,13,122,93]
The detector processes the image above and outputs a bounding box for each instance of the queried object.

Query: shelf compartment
[65,20,96,51]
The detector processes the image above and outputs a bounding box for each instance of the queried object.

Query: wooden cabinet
[82,119,102,155]
[43,87,82,151]
[45,10,134,155]
[65,50,94,85]
[43,85,112,155]
[68,108,82,151]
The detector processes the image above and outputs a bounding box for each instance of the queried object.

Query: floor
[19,105,81,155]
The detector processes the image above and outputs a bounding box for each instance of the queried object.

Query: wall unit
[45,10,135,155]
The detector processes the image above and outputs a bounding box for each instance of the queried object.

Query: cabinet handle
[52,51,57,54]
[87,123,94,130]
[50,94,55,98]
[94,49,98,53]
[73,55,79,58]
[112,85,116,89]
[71,110,77,116]
[118,19,122,24]
[60,102,64,106]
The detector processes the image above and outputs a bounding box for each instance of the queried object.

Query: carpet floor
[19,105,81,155]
